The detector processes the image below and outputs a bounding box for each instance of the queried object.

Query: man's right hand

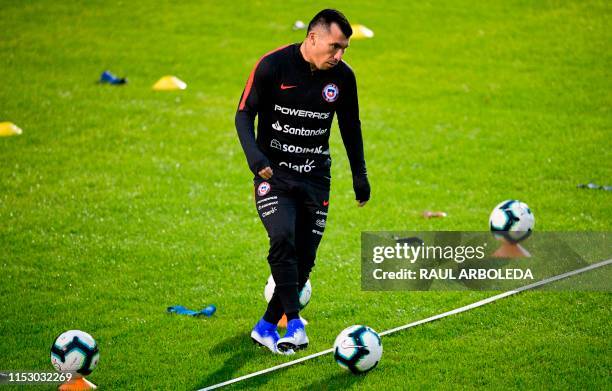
[353,174,371,204]
[258,166,273,179]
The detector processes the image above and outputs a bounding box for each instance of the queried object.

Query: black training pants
[254,170,329,317]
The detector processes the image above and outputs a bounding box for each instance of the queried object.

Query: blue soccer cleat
[99,70,127,85]
[276,318,309,353]
[251,318,293,354]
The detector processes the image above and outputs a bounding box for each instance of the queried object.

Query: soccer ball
[489,200,535,243]
[333,325,382,374]
[264,275,311,310]
[50,330,99,376]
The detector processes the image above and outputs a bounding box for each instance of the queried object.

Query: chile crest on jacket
[322,83,339,103]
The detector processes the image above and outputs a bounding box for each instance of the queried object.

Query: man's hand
[353,175,370,206]
[258,166,273,179]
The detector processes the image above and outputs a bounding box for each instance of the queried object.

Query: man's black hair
[307,9,352,38]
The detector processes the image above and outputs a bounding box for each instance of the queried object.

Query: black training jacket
[235,43,367,182]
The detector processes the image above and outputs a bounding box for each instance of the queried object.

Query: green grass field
[1,0,610,389]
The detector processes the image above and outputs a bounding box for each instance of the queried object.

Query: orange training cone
[58,376,97,390]
[278,314,308,328]
[278,314,287,328]
[492,239,531,258]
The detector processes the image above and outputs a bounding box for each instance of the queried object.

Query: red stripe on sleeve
[239,44,290,111]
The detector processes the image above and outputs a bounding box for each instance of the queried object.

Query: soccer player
[236,9,370,354]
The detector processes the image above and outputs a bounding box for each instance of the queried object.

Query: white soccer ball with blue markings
[334,325,382,374]
[489,200,535,243]
[50,330,99,375]
[264,275,311,310]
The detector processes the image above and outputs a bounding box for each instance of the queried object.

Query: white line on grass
[199,258,612,391]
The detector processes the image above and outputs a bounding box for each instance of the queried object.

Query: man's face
[308,23,350,70]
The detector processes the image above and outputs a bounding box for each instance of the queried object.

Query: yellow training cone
[153,76,187,91]
[0,122,23,137]
[351,24,374,40]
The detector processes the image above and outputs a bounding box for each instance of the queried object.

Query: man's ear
[307,31,316,46]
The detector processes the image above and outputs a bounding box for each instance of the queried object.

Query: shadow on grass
[195,332,273,390]
[299,370,367,390]
[196,334,365,390]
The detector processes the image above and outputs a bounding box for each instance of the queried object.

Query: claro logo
[279,159,316,173]
[274,105,330,120]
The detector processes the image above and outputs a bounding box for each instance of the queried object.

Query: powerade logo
[274,104,330,120]
[270,139,324,154]
[271,121,327,137]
